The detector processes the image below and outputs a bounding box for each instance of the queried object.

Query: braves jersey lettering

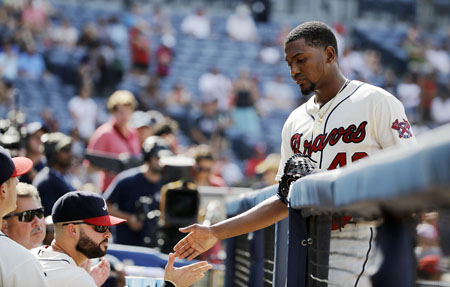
[277,80,416,181]
[291,121,368,156]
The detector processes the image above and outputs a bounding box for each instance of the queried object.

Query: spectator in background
[226,4,258,42]
[190,97,230,154]
[130,110,156,145]
[106,16,128,48]
[198,66,232,112]
[21,0,49,34]
[165,82,191,132]
[396,72,421,123]
[155,34,175,78]
[138,76,166,112]
[251,153,280,189]
[181,7,211,40]
[228,68,262,159]
[68,83,99,142]
[129,24,151,74]
[49,18,78,47]
[104,136,169,247]
[192,144,226,187]
[18,45,46,78]
[214,151,244,187]
[0,41,19,82]
[425,41,450,77]
[2,182,45,250]
[431,91,450,125]
[259,73,296,115]
[21,122,48,184]
[150,4,174,35]
[41,108,60,132]
[153,117,181,154]
[418,72,438,123]
[87,90,141,192]
[77,24,100,50]
[33,132,75,217]
[259,39,281,64]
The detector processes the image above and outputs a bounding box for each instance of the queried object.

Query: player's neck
[314,72,348,107]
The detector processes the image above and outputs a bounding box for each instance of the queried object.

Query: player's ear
[325,46,337,63]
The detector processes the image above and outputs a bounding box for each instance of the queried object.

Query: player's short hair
[16,182,42,204]
[107,90,138,112]
[285,21,338,57]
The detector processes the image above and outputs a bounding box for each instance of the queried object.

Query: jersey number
[328,152,368,170]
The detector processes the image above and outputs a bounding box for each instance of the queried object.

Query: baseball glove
[277,153,316,205]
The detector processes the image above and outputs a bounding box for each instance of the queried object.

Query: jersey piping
[319,81,365,169]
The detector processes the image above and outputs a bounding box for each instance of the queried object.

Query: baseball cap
[52,191,126,226]
[26,122,48,136]
[0,145,33,185]
[130,111,152,129]
[42,132,72,153]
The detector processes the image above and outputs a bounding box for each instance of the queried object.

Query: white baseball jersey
[32,245,96,287]
[277,80,416,179]
[0,231,49,287]
[275,80,416,285]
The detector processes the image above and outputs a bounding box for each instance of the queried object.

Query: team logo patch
[391,119,412,138]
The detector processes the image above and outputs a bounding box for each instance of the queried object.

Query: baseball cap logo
[102,200,107,211]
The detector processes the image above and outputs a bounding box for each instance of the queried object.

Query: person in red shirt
[130,25,150,73]
[87,90,141,191]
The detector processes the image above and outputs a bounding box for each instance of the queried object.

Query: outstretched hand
[164,253,212,287]
[173,224,219,260]
[82,257,111,287]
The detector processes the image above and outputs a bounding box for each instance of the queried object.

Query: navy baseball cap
[0,146,33,185]
[52,191,126,226]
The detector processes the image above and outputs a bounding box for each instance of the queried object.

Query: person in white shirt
[181,7,211,39]
[68,84,99,142]
[226,4,258,42]
[0,146,49,287]
[198,67,232,112]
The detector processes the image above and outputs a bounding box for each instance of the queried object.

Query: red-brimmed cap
[52,191,127,225]
[0,145,33,185]
[83,215,127,226]
[11,157,33,178]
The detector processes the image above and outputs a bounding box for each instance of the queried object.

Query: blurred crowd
[0,0,449,275]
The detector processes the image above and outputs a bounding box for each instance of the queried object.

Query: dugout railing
[225,123,450,287]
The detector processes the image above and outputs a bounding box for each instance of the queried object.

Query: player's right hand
[173,224,219,260]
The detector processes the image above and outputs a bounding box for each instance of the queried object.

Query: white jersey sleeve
[370,87,416,148]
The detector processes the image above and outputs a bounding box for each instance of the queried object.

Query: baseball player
[173,21,416,285]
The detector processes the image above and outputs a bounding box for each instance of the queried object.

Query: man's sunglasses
[3,207,45,222]
[62,222,110,233]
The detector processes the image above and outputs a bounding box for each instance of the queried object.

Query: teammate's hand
[164,253,212,287]
[173,224,219,260]
[82,257,111,286]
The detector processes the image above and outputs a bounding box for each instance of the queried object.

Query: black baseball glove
[277,154,317,205]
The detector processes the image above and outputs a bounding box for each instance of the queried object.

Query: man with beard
[34,191,212,287]
[32,191,119,286]
[104,136,170,247]
[33,132,75,217]
[2,182,46,250]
